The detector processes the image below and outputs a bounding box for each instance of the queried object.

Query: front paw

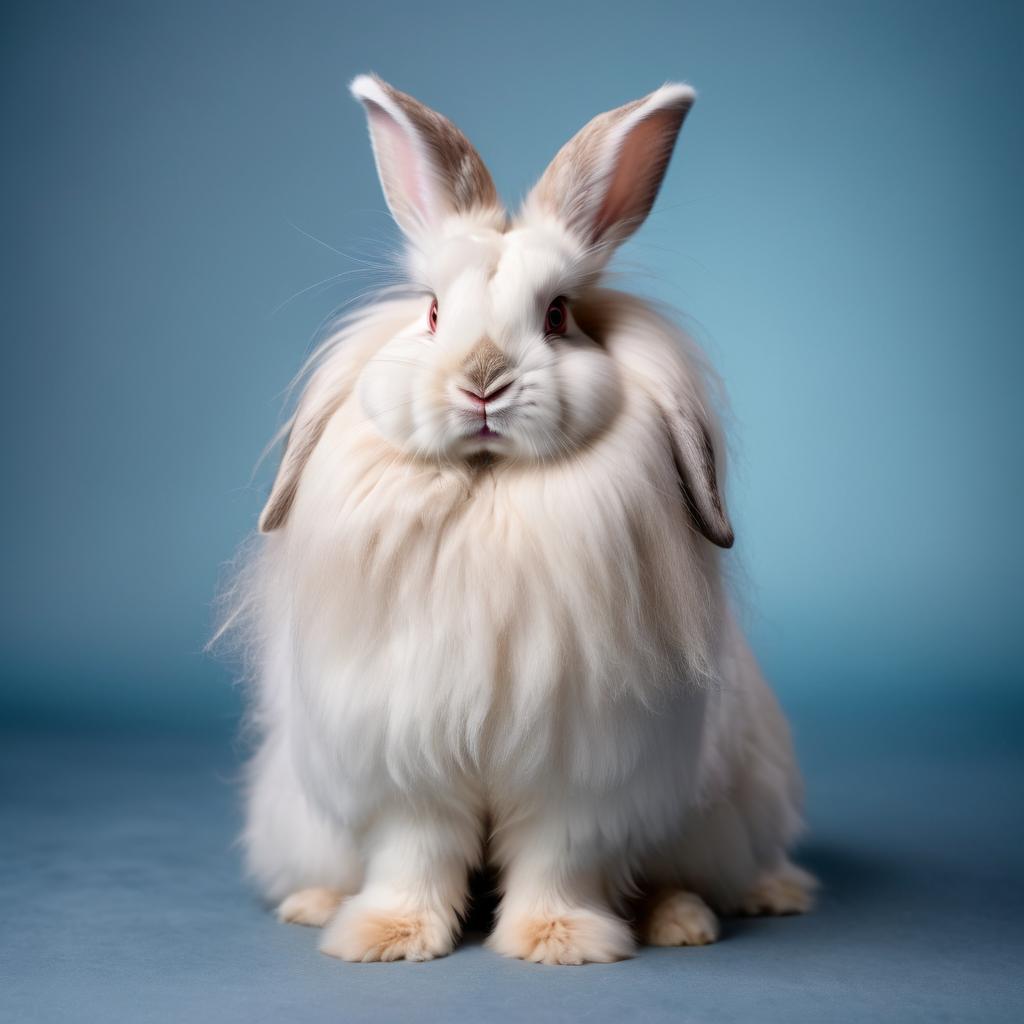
[487,907,634,965]
[319,894,456,963]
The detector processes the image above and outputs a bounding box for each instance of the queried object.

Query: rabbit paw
[276,887,346,927]
[642,890,719,946]
[319,895,455,962]
[488,907,634,965]
[739,861,818,916]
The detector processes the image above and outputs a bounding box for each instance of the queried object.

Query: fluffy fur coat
[222,74,815,965]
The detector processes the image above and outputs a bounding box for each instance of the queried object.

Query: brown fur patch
[739,867,817,916]
[369,76,502,221]
[277,887,345,927]
[347,910,439,962]
[640,889,719,947]
[521,916,573,949]
[461,338,510,396]
[530,90,692,245]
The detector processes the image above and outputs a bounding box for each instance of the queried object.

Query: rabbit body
[233,76,814,965]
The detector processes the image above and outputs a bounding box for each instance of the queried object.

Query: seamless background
[2,4,1023,1023]
[1,0,1022,729]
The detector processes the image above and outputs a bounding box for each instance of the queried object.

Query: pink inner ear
[593,107,685,243]
[365,101,432,229]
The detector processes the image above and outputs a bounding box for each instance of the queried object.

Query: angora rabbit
[230,74,816,965]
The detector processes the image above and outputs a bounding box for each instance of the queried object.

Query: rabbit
[225,73,817,966]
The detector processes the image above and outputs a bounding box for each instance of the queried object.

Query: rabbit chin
[454,429,512,458]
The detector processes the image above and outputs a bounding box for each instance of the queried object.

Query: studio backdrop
[1,0,1021,729]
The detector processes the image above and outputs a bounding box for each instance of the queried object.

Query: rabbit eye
[428,298,439,333]
[544,297,568,336]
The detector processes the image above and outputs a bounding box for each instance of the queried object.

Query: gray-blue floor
[2,694,1022,1024]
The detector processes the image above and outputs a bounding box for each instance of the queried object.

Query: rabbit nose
[462,337,510,397]
[458,378,513,409]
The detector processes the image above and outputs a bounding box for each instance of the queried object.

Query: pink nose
[458,379,513,409]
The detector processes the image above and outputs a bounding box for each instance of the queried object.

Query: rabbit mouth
[457,421,510,457]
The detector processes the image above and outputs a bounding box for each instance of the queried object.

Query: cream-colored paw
[643,890,719,946]
[488,907,634,965]
[740,862,818,916]
[319,897,455,963]
[276,887,345,927]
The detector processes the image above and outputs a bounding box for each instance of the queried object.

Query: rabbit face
[357,222,622,461]
[257,76,734,551]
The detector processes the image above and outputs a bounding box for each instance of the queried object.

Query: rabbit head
[259,75,731,549]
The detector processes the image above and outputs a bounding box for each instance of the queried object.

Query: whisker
[270,268,378,316]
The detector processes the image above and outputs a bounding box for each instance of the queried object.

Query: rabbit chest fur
[270,382,723,828]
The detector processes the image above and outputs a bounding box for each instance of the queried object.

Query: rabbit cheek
[359,377,413,451]
[555,347,623,450]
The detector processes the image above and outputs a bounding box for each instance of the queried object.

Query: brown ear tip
[258,507,281,534]
[700,516,733,549]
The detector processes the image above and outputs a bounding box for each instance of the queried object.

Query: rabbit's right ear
[350,74,502,240]
[258,358,351,533]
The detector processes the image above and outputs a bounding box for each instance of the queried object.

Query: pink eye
[428,298,438,333]
[545,297,568,336]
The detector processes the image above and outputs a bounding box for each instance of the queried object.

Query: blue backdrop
[1,0,1021,729]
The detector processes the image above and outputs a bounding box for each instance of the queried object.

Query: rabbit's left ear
[350,74,501,240]
[662,407,734,549]
[526,83,695,257]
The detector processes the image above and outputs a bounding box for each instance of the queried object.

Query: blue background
[2,3,1023,1022]
[2,0,1021,729]
[1,0,1021,727]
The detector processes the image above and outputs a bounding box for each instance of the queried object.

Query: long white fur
[225,76,811,965]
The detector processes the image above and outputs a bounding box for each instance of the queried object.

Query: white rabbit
[227,74,816,965]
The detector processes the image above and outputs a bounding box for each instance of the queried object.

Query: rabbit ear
[526,83,695,255]
[258,358,352,533]
[662,408,734,549]
[258,413,326,533]
[350,74,501,239]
